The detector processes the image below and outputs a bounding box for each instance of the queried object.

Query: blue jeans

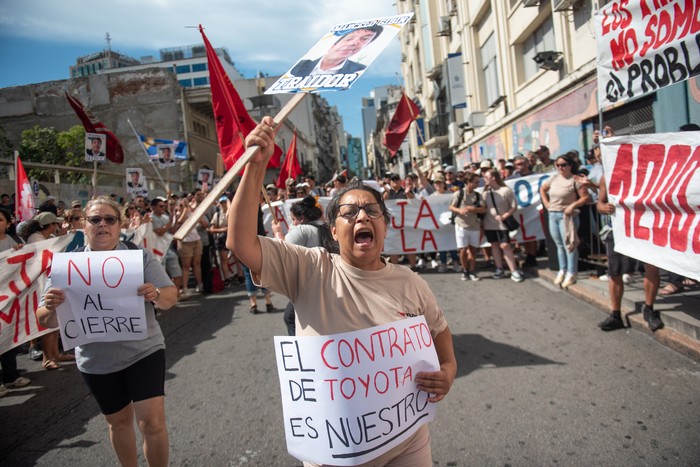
[548,211,580,274]
[242,264,267,297]
[439,250,459,264]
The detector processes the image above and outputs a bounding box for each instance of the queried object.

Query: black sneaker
[461,272,469,281]
[643,305,664,332]
[599,314,625,331]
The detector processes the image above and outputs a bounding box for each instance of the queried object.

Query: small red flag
[15,154,35,222]
[200,25,281,171]
[382,93,420,157]
[65,92,124,164]
[276,130,302,188]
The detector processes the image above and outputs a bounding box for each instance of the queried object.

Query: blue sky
[0,0,403,143]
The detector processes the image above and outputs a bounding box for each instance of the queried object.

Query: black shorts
[484,229,510,244]
[80,349,166,415]
[605,237,637,277]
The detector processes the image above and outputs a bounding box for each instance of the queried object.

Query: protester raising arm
[227,116,278,274]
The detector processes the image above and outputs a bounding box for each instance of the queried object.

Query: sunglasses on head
[86,215,119,226]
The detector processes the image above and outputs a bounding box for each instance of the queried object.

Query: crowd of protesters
[1,133,696,399]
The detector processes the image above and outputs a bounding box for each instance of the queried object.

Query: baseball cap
[505,161,514,168]
[444,165,456,173]
[70,199,82,208]
[35,211,63,227]
[219,196,229,202]
[266,183,277,191]
[433,173,446,183]
[479,160,492,168]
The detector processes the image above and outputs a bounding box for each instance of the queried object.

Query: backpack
[451,189,483,224]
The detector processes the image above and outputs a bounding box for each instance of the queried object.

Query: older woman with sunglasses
[37,196,177,467]
[540,154,590,288]
[228,117,456,466]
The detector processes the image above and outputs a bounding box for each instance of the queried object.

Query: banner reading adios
[601,132,700,280]
[595,1,700,107]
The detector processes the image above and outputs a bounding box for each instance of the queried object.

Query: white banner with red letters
[0,223,173,353]
[601,132,700,280]
[263,173,551,255]
[595,1,700,108]
[274,316,438,465]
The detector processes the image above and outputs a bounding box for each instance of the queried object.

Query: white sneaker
[0,384,8,398]
[598,274,609,281]
[437,264,447,273]
[554,270,566,286]
[622,273,632,284]
[195,284,203,293]
[452,264,462,273]
[5,376,30,388]
[430,259,440,269]
[416,258,426,269]
[562,273,577,288]
[511,270,524,283]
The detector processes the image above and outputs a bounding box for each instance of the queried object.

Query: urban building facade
[394,0,700,171]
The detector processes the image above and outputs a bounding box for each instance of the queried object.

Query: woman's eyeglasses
[337,203,384,220]
[68,216,82,222]
[556,163,570,168]
[86,215,119,226]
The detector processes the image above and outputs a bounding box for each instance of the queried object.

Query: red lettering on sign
[420,230,438,252]
[390,201,408,229]
[274,206,289,231]
[608,144,635,236]
[399,230,416,253]
[413,199,439,229]
[102,257,126,288]
[68,258,92,286]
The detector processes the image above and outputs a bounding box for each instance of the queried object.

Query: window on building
[176,65,191,74]
[192,120,208,137]
[419,1,434,70]
[193,77,208,86]
[522,16,556,81]
[192,63,207,72]
[179,79,193,88]
[480,33,500,107]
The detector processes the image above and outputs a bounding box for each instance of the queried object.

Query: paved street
[1,267,699,466]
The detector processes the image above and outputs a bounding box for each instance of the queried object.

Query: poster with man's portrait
[85,133,107,162]
[196,169,214,192]
[126,168,147,196]
[266,13,413,94]
[158,144,176,168]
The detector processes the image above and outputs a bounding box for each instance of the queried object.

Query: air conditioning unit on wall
[523,0,540,7]
[553,0,578,12]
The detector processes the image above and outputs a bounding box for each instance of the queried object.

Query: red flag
[65,92,124,164]
[200,25,281,171]
[276,130,302,188]
[15,155,35,222]
[382,92,420,157]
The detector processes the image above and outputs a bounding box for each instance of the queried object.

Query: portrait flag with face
[199,25,281,171]
[383,92,421,157]
[65,92,124,164]
[14,153,35,222]
[135,133,188,160]
[276,130,302,189]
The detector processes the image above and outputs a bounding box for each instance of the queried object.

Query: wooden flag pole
[174,92,307,241]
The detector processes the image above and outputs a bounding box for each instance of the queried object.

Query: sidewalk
[535,267,700,362]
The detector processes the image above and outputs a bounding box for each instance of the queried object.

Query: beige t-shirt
[450,188,482,230]
[482,186,517,231]
[258,236,447,338]
[546,174,581,212]
[258,236,446,466]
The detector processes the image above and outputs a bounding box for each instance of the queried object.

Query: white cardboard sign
[274,316,439,465]
[51,250,146,349]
